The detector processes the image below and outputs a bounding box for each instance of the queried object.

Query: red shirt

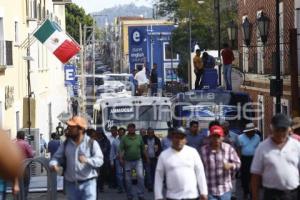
[221,48,234,65]
[15,139,34,159]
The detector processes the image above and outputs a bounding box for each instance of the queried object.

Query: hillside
[92,3,153,27]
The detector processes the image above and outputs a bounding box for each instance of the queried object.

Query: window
[257,95,265,139]
[16,111,20,131]
[0,101,2,129]
[279,2,284,74]
[242,46,249,72]
[296,8,300,73]
[163,42,179,61]
[256,11,264,74]
[6,41,13,66]
[14,21,19,44]
[273,98,289,116]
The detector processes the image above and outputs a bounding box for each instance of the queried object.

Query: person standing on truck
[202,52,216,69]
[150,63,158,96]
[134,66,149,96]
[221,43,235,90]
[193,49,204,89]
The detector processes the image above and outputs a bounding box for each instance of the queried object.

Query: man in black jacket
[143,128,162,192]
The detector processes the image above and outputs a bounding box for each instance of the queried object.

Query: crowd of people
[0,114,300,200]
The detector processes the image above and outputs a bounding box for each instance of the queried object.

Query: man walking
[144,128,161,192]
[150,63,158,96]
[47,133,61,158]
[193,49,204,89]
[221,43,234,90]
[200,125,240,200]
[119,123,148,200]
[15,130,35,198]
[186,121,207,150]
[110,126,125,193]
[238,123,260,200]
[161,127,174,150]
[251,114,300,200]
[50,116,103,200]
[155,127,208,200]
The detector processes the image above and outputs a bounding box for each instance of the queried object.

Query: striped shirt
[200,142,241,196]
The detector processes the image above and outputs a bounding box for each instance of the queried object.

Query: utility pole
[27,34,31,136]
[275,0,282,113]
[92,20,96,103]
[79,23,84,114]
[82,25,87,113]
[188,10,192,90]
[215,0,222,85]
[23,34,33,135]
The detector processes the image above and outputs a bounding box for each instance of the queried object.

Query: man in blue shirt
[161,128,174,151]
[238,122,260,200]
[47,133,61,158]
[186,121,208,150]
[50,116,103,200]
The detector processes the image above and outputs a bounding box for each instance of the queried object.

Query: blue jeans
[223,64,232,90]
[65,179,97,200]
[115,159,125,191]
[145,158,157,190]
[208,191,232,200]
[125,159,145,198]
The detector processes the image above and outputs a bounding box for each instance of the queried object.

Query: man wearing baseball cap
[251,114,300,200]
[50,116,103,200]
[155,127,208,200]
[200,125,240,200]
[238,123,260,199]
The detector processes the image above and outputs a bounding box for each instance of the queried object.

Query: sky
[72,0,153,13]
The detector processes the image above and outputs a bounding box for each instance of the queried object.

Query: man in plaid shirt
[200,125,241,200]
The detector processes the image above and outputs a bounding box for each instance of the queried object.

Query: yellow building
[0,0,70,139]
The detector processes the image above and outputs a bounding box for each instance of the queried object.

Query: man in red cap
[200,125,240,200]
[50,116,103,200]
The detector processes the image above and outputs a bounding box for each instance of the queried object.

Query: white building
[0,0,70,140]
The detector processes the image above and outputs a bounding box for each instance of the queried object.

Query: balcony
[52,0,72,5]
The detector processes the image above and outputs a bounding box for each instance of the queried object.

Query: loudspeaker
[23,97,36,128]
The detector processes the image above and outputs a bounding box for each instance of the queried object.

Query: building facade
[238,0,300,137]
[0,0,70,139]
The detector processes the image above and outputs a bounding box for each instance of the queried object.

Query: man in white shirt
[134,66,149,96]
[154,127,208,200]
[251,114,300,200]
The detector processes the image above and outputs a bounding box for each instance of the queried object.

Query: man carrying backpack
[50,116,103,200]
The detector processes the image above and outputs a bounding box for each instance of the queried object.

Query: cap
[209,125,224,137]
[292,117,300,130]
[243,123,257,133]
[173,127,187,136]
[66,116,88,129]
[271,114,291,129]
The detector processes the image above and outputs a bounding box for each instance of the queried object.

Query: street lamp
[242,17,251,47]
[257,12,270,44]
[227,20,237,48]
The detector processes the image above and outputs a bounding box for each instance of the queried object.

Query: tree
[66,3,94,43]
[157,0,237,81]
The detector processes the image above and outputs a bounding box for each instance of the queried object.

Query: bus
[172,89,254,133]
[93,96,172,138]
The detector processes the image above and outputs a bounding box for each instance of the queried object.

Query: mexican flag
[33,19,80,63]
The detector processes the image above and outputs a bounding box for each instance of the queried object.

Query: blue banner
[64,65,76,86]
